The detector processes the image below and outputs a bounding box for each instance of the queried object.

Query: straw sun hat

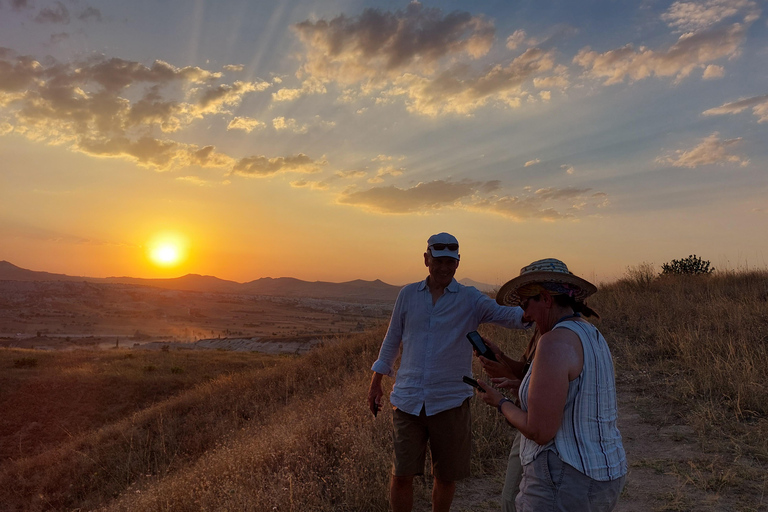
[496,258,597,307]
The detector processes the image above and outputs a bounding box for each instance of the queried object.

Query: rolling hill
[0,261,499,301]
[0,261,402,301]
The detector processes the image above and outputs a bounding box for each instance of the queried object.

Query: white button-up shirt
[372,278,528,416]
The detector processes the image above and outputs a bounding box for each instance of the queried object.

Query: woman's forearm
[499,399,527,433]
[499,400,555,445]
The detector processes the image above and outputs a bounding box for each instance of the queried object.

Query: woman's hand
[477,380,505,408]
[482,338,503,359]
[491,377,521,396]
[477,338,515,379]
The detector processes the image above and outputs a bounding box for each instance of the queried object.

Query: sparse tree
[661,255,714,276]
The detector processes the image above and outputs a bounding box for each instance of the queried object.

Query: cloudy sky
[1,0,766,286]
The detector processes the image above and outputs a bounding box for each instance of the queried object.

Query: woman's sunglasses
[520,294,541,310]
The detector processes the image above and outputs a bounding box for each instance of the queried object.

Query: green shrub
[661,254,714,276]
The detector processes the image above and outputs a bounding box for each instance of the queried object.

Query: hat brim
[428,249,460,260]
[496,271,597,306]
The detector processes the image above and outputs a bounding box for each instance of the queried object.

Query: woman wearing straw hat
[476,258,627,512]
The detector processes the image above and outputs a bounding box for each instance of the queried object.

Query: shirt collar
[418,277,459,292]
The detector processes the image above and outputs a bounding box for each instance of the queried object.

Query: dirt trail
[413,374,750,512]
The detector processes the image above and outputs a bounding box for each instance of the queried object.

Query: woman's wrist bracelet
[497,397,512,414]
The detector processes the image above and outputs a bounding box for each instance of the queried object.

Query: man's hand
[368,372,384,417]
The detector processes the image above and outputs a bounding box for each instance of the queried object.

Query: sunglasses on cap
[430,243,459,251]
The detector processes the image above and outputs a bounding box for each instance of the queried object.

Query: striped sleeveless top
[518,320,627,481]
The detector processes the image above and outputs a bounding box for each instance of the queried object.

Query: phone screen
[462,375,485,392]
[466,331,497,361]
[467,331,485,351]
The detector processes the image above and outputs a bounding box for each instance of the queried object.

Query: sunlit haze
[1,1,767,286]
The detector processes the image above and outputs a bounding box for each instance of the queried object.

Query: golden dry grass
[598,271,768,454]
[596,270,768,508]
[0,349,282,462]
[2,270,767,511]
[1,330,392,511]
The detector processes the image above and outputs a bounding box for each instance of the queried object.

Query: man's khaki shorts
[391,398,471,481]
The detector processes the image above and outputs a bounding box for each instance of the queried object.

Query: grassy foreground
[1,270,767,510]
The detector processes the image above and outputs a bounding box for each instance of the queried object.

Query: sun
[147,233,188,268]
[152,244,181,265]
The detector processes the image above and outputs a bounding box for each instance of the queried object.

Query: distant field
[2,271,767,511]
[0,280,392,345]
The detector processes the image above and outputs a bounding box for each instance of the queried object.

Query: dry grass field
[0,349,284,462]
[1,269,767,511]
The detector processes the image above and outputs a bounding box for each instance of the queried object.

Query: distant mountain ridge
[458,277,498,293]
[0,261,498,301]
[0,260,401,301]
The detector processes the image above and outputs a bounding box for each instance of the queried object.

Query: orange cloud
[657,132,749,168]
[290,179,330,190]
[334,169,368,179]
[191,80,271,115]
[534,186,591,200]
[367,166,405,184]
[386,48,555,116]
[231,154,324,177]
[78,57,220,92]
[337,179,485,213]
[472,186,603,221]
[288,5,564,116]
[661,0,760,32]
[574,23,746,85]
[0,51,280,174]
[702,64,724,79]
[272,116,308,134]
[703,94,768,123]
[505,30,528,50]
[293,3,494,86]
[227,116,265,132]
[76,136,188,170]
[272,77,327,102]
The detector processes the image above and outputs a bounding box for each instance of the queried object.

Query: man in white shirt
[368,232,528,512]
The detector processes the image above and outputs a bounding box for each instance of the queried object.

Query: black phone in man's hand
[462,375,485,392]
[466,331,498,361]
